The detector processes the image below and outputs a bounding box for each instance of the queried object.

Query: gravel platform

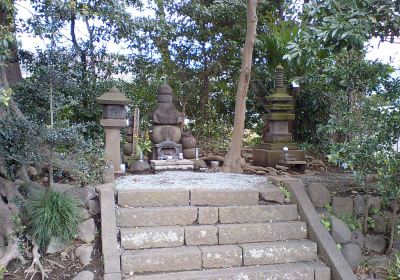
[116,171,268,190]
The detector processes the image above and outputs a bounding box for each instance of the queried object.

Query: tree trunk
[155,0,174,79]
[222,0,258,173]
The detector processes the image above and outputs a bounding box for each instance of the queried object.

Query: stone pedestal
[101,119,127,173]
[150,160,194,171]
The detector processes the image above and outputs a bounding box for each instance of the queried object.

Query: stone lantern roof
[96,86,130,105]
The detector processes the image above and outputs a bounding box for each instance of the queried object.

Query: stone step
[241,240,318,266]
[120,220,306,250]
[190,189,259,206]
[219,204,298,223]
[117,188,269,208]
[219,221,308,244]
[117,207,198,227]
[120,226,185,250]
[117,204,299,227]
[118,189,190,207]
[121,246,202,274]
[127,262,329,280]
[121,239,316,275]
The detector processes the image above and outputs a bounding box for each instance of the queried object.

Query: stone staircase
[115,184,331,280]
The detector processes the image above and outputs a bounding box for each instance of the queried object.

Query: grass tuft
[25,190,80,248]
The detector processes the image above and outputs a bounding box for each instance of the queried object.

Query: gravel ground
[116,171,268,190]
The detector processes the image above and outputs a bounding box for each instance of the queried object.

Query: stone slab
[306,262,331,280]
[280,178,357,280]
[256,142,299,150]
[253,149,305,167]
[185,225,218,246]
[198,207,219,224]
[259,187,285,204]
[130,263,315,280]
[219,205,298,224]
[201,245,242,268]
[104,273,121,280]
[150,160,194,171]
[241,240,317,266]
[332,196,354,215]
[100,119,127,127]
[117,207,198,227]
[218,222,307,244]
[118,189,189,207]
[190,189,259,206]
[120,226,184,249]
[98,188,120,274]
[121,247,202,274]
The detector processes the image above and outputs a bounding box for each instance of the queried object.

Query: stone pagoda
[253,65,306,169]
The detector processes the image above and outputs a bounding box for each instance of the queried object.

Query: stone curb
[97,184,121,280]
[268,176,356,280]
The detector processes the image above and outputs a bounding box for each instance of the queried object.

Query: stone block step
[128,262,320,280]
[120,221,307,250]
[200,245,242,269]
[121,246,202,274]
[120,226,184,250]
[118,189,190,207]
[258,186,285,204]
[121,240,318,275]
[117,188,272,208]
[219,204,298,223]
[241,240,317,266]
[219,221,308,244]
[117,207,198,227]
[190,189,259,206]
[117,204,300,227]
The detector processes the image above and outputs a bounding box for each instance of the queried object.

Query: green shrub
[25,191,80,248]
[337,214,360,231]
[388,251,400,280]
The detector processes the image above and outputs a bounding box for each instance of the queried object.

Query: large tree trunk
[222,0,258,173]
[0,3,23,86]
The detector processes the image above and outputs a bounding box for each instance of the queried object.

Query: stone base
[256,142,299,150]
[264,133,292,143]
[150,160,194,171]
[253,149,306,168]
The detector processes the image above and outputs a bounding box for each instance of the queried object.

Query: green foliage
[367,216,376,229]
[278,186,291,200]
[0,88,12,107]
[388,251,400,280]
[375,151,400,204]
[321,215,331,231]
[25,190,80,248]
[5,0,399,162]
[0,115,105,183]
[324,203,333,213]
[136,136,152,158]
[337,214,360,231]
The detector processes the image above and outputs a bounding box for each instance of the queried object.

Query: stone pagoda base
[150,159,194,171]
[253,145,305,168]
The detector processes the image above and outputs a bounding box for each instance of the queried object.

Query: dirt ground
[4,224,103,280]
[292,169,358,193]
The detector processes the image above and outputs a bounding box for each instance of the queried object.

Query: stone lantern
[96,86,130,173]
